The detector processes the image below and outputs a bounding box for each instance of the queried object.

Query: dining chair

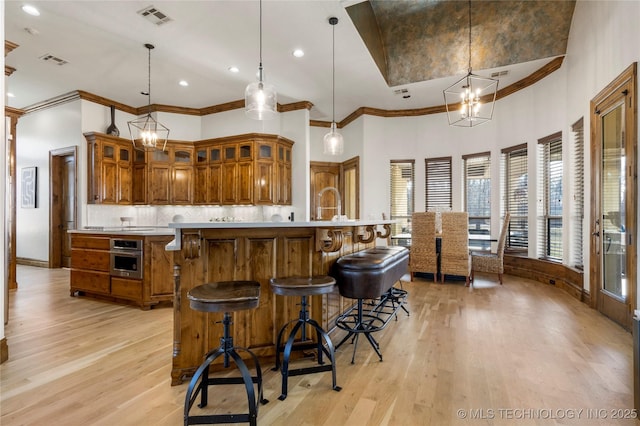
[440,212,471,286]
[409,212,438,282]
[471,212,511,285]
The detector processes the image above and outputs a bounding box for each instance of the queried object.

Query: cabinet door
[255,160,274,204]
[208,164,222,205]
[237,161,253,205]
[148,238,173,297]
[194,165,208,204]
[117,162,132,204]
[149,163,170,204]
[172,165,193,204]
[221,162,237,204]
[101,161,118,204]
[132,163,147,204]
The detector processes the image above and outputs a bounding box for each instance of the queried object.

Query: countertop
[168,219,394,229]
[68,226,175,236]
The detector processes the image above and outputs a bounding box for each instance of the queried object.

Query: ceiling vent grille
[491,70,509,78]
[393,88,411,99]
[39,54,68,66]
[137,5,172,26]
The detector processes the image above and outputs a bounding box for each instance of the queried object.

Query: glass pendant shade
[323,122,344,155]
[128,113,169,151]
[245,66,277,120]
[443,72,497,127]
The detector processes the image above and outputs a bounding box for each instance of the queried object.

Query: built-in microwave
[110,239,143,279]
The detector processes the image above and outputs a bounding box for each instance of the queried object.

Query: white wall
[16,100,83,261]
[2,0,7,342]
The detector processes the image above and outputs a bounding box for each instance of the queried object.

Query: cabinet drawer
[71,235,110,250]
[111,277,142,301]
[71,249,110,272]
[71,270,110,294]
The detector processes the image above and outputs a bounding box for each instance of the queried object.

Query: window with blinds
[464,153,491,250]
[502,144,528,251]
[537,132,563,261]
[425,157,452,210]
[390,160,415,241]
[571,118,584,269]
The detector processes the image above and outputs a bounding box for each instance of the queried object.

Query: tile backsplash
[85,205,298,227]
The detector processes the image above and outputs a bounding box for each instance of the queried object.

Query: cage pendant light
[245,0,277,120]
[323,17,344,156]
[443,0,498,127]
[127,43,170,151]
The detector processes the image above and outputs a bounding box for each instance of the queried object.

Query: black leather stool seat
[183,280,268,426]
[269,276,341,400]
[331,246,409,363]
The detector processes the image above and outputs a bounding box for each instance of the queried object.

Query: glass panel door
[601,102,626,301]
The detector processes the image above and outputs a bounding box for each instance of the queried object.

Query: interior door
[590,64,637,330]
[310,162,340,220]
[50,147,77,268]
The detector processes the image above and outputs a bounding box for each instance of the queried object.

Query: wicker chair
[471,212,511,285]
[409,212,438,282]
[440,212,471,286]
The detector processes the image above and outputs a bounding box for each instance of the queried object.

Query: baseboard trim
[504,255,588,304]
[16,257,49,268]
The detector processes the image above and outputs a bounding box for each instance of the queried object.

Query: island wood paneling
[170,225,375,385]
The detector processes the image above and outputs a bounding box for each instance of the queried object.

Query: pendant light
[128,43,170,150]
[323,17,344,156]
[443,0,498,127]
[245,0,277,120]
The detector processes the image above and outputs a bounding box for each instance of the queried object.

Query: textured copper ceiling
[347,0,576,87]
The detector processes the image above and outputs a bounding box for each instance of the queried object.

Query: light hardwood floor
[1,265,637,426]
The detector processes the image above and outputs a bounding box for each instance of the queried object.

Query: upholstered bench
[331,246,409,363]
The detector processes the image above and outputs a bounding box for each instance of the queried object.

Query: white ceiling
[5,0,557,121]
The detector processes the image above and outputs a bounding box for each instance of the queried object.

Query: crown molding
[19,57,563,126]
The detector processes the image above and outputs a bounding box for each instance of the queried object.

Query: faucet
[317,186,342,220]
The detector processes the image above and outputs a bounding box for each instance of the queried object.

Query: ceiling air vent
[393,88,411,99]
[137,5,172,26]
[39,54,68,66]
[491,70,509,78]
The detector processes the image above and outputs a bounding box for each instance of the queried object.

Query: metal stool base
[273,296,341,400]
[184,313,268,426]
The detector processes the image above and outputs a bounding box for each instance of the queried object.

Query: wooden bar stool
[184,281,268,426]
[269,276,342,400]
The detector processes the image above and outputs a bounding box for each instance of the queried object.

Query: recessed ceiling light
[7,93,15,98]
[228,66,239,73]
[21,4,40,16]
[292,49,304,58]
[178,80,189,87]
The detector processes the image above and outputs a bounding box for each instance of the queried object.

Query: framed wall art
[21,166,37,208]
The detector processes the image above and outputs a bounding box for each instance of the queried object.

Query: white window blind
[502,144,528,251]
[425,157,452,210]
[538,132,563,261]
[571,118,584,269]
[390,160,415,238]
[464,152,491,249]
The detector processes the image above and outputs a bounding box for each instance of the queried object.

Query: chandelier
[443,0,498,127]
[127,43,169,150]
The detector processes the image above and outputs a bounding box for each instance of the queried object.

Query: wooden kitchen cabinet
[69,232,174,309]
[86,132,292,206]
[85,132,132,205]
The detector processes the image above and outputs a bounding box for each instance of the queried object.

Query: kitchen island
[167,219,392,385]
[68,227,175,309]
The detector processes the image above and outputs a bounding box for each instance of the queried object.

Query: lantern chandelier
[245,0,277,120]
[323,17,344,156]
[443,0,498,127]
[127,43,170,151]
